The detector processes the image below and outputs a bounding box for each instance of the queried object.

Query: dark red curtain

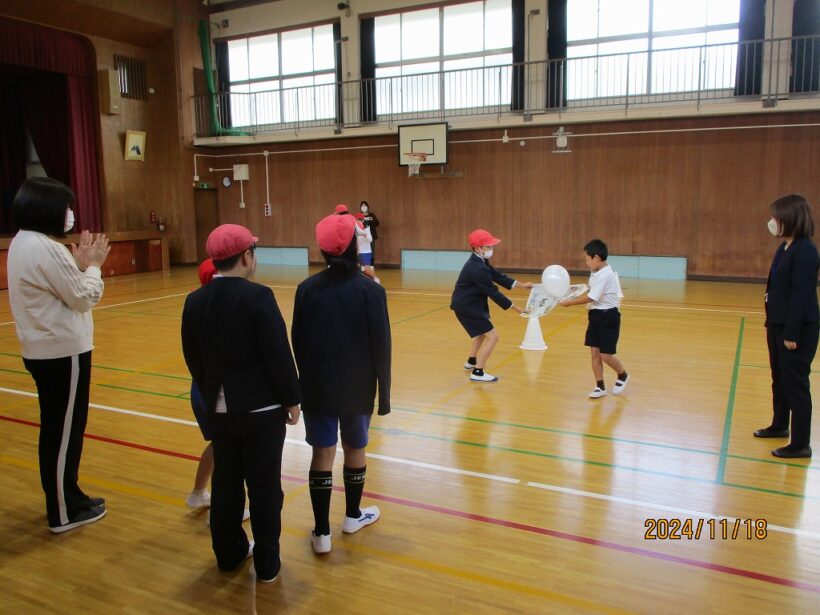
[0,17,102,232]
[0,75,26,233]
[18,72,72,187]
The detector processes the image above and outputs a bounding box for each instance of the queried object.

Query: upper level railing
[193,35,819,138]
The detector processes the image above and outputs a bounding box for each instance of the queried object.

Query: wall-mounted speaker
[98,69,121,114]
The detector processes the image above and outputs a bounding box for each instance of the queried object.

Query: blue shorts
[359,252,373,266]
[304,413,372,449]
[190,382,213,441]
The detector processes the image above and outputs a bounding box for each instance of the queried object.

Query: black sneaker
[49,505,106,534]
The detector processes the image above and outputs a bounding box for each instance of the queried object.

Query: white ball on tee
[542,265,570,297]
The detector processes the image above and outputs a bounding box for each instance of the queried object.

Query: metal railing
[193,35,819,138]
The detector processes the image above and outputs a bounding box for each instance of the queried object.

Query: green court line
[370,425,717,485]
[96,383,190,400]
[727,453,820,472]
[391,305,450,326]
[716,316,745,483]
[0,367,29,376]
[722,481,817,500]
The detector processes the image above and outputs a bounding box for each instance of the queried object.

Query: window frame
[219,20,339,127]
[371,0,514,115]
[565,0,741,100]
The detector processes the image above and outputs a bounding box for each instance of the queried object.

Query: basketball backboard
[398,122,448,167]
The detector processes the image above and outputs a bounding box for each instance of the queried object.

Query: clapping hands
[72,230,110,270]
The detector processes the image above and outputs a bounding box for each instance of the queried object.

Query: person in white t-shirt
[559,239,629,398]
[355,213,379,284]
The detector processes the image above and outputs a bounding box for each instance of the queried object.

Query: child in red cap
[291,214,391,554]
[450,229,532,382]
[182,224,301,583]
[186,257,250,526]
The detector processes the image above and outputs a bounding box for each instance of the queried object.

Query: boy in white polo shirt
[560,239,630,398]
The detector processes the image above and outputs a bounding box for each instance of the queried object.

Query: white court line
[528,481,820,540]
[0,292,190,327]
[2,385,817,540]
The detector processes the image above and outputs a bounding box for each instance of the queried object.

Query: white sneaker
[463,361,475,370]
[206,508,250,526]
[311,531,332,554]
[342,506,380,534]
[186,490,211,509]
[613,374,630,394]
[588,387,607,399]
[470,372,498,382]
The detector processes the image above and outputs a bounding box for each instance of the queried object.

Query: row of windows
[222,0,744,126]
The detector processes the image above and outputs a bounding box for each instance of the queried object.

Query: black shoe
[772,446,812,459]
[82,496,105,508]
[49,504,106,534]
[753,427,789,438]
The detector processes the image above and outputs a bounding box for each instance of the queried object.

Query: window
[225,24,336,127]
[373,0,513,114]
[566,0,740,100]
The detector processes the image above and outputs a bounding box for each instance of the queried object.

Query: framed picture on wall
[124,130,146,161]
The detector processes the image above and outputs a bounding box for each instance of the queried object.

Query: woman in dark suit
[754,194,819,458]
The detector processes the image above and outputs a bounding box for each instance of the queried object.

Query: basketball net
[406,152,427,177]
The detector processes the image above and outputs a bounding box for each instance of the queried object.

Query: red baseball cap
[198,258,217,286]
[468,229,501,248]
[316,214,356,255]
[334,203,349,214]
[206,224,258,261]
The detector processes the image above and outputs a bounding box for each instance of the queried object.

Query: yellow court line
[0,453,185,508]
[0,451,626,613]
[340,540,631,614]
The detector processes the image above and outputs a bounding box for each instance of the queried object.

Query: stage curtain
[0,17,102,231]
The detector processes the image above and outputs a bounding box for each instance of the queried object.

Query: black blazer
[765,237,820,340]
[362,212,379,240]
[450,253,515,319]
[181,277,301,415]
[291,270,391,416]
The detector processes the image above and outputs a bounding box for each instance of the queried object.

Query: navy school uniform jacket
[181,277,301,415]
[765,237,820,340]
[291,269,391,416]
[450,253,515,319]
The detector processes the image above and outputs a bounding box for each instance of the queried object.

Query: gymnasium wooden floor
[1,265,818,614]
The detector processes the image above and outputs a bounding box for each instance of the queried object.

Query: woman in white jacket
[8,178,110,533]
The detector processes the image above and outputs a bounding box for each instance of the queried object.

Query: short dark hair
[12,177,75,237]
[213,244,255,271]
[321,234,358,276]
[584,239,608,260]
[770,194,814,239]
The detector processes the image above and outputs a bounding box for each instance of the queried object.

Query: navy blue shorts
[304,413,372,449]
[455,311,493,338]
[190,382,213,441]
[359,252,373,266]
[585,308,621,355]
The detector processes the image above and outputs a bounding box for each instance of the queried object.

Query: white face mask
[482,248,494,259]
[64,209,75,233]
[767,217,780,237]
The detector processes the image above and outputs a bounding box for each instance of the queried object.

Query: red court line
[3,413,818,594]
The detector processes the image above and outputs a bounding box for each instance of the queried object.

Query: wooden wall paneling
[202,112,819,279]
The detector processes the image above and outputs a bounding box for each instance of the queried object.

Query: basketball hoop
[405,152,427,177]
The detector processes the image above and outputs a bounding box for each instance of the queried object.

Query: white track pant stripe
[56,355,79,525]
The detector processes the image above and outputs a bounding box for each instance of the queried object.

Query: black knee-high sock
[308,470,333,535]
[343,465,366,518]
